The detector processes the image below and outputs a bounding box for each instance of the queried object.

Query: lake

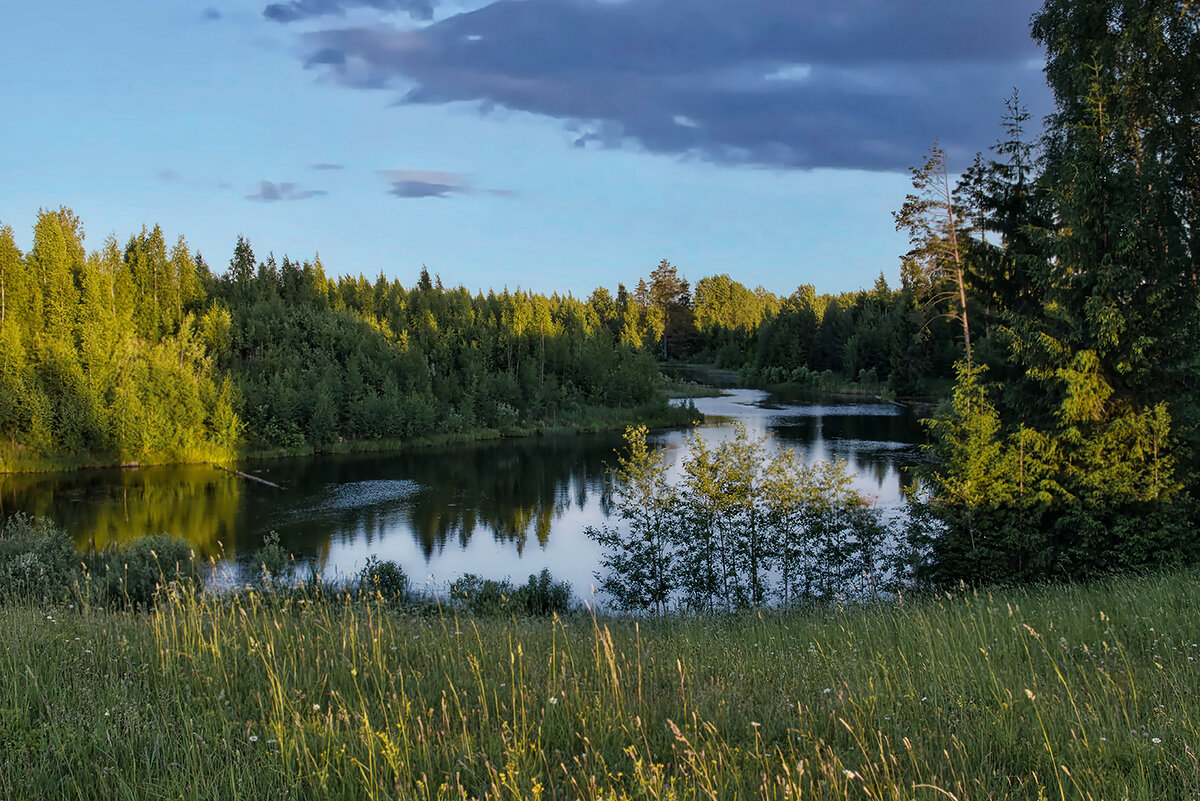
[0,390,925,600]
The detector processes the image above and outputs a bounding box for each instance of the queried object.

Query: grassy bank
[3,569,1199,799]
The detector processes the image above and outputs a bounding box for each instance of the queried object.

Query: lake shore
[0,400,700,476]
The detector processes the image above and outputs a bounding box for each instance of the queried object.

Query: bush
[449,570,571,616]
[512,569,572,616]
[448,573,511,615]
[360,555,409,601]
[254,530,294,587]
[0,514,76,603]
[97,534,198,609]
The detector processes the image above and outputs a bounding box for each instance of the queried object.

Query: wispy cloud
[247,180,328,201]
[200,7,222,21]
[264,0,436,23]
[382,169,469,198]
[380,169,514,199]
[311,162,346,170]
[293,0,1051,172]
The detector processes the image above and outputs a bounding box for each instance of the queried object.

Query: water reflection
[0,464,241,557]
[0,390,925,594]
[657,390,925,506]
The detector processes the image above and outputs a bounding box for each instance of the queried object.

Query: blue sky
[1,0,1050,297]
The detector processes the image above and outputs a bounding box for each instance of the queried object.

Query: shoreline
[0,403,700,477]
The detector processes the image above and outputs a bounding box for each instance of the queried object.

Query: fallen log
[215,465,284,489]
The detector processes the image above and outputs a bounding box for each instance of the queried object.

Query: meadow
[2,566,1198,799]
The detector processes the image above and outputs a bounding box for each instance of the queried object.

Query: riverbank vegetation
[2,520,1197,800]
[589,425,892,614]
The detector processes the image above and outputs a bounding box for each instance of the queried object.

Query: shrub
[0,514,76,603]
[360,555,409,601]
[449,570,572,616]
[254,530,293,587]
[99,534,198,609]
[512,568,572,616]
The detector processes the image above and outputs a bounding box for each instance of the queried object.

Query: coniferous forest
[4,3,1200,798]
[1,0,1198,591]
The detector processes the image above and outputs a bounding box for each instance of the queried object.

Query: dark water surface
[0,390,924,598]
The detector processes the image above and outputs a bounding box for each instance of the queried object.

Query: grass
[3,569,1200,799]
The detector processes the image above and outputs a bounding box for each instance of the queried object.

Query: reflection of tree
[1,410,928,568]
[0,465,241,558]
[256,434,622,560]
[395,435,617,559]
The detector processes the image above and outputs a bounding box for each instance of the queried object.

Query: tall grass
[3,571,1199,799]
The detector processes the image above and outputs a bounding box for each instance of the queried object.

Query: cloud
[382,169,469,198]
[200,7,222,21]
[295,0,1052,172]
[247,180,328,201]
[380,169,514,198]
[158,169,183,182]
[264,0,436,23]
[311,162,346,170]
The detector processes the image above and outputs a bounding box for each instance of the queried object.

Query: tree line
[590,0,1200,598]
[0,208,963,472]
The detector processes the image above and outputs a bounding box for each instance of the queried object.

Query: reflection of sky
[320,475,606,607]
[6,390,921,601]
[661,390,922,506]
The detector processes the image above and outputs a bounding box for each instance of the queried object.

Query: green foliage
[93,534,199,609]
[254,530,293,587]
[585,425,677,614]
[512,568,572,616]
[359,555,409,601]
[0,211,237,471]
[912,0,1200,586]
[591,425,890,612]
[0,514,76,604]
[447,569,571,616]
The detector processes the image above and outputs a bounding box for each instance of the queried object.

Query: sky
[1,0,1051,298]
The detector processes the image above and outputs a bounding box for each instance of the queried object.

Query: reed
[3,570,1199,799]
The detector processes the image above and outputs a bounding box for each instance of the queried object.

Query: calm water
[0,390,924,599]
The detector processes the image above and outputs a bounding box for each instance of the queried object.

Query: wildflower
[823,688,831,694]
[1153,738,1161,744]
[750,722,761,728]
[313,704,320,711]
[249,735,258,743]
[549,697,558,705]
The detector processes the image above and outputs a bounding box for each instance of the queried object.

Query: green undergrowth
[2,566,1199,799]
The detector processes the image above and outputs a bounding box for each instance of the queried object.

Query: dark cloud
[264,0,435,23]
[380,169,513,198]
[297,0,1051,172]
[382,169,469,198]
[200,7,222,21]
[311,162,346,170]
[247,180,328,201]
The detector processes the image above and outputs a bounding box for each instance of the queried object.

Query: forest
[1,0,1197,589]
[0,213,958,473]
